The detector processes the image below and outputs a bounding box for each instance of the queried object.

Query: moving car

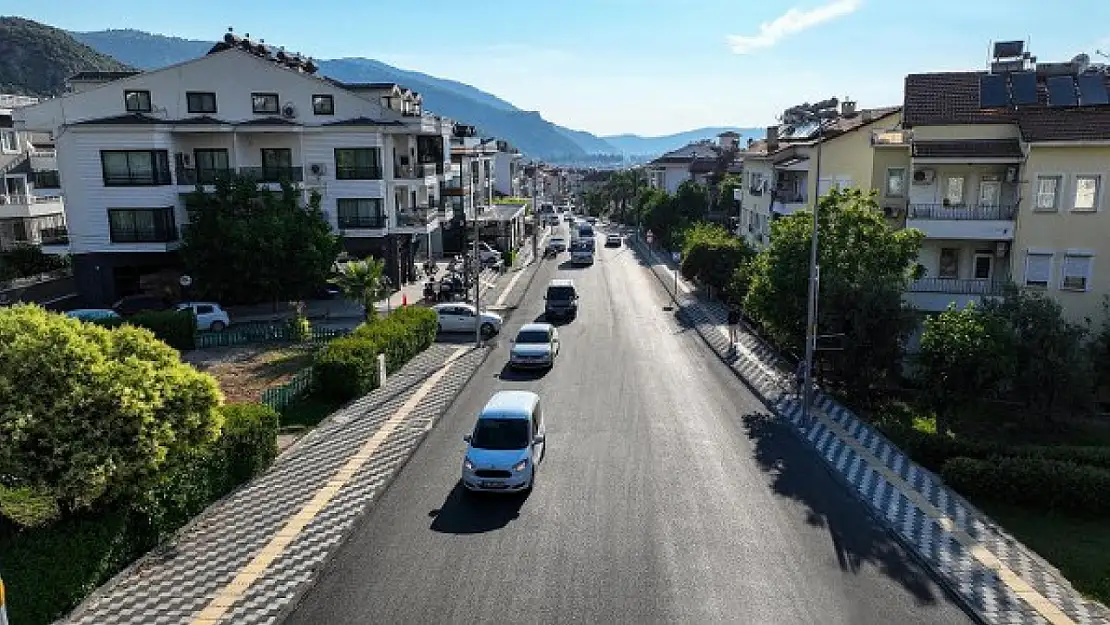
[65,308,120,321]
[176,301,231,332]
[432,302,503,338]
[605,233,622,247]
[461,390,546,493]
[509,323,560,369]
[547,236,568,253]
[570,240,594,265]
[544,279,579,320]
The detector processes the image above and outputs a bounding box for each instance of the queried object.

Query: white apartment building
[443,129,495,254]
[646,132,743,195]
[1,94,67,253]
[488,139,523,198]
[14,34,452,306]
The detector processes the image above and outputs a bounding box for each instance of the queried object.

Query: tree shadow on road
[428,482,527,534]
[740,411,954,609]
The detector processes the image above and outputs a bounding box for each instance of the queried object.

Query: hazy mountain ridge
[602,127,763,156]
[0,18,132,97]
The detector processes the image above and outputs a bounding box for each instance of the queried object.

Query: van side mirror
[463,434,472,443]
[533,433,546,444]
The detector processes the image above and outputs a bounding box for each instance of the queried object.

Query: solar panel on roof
[979,74,1008,108]
[1078,73,1110,106]
[1009,71,1038,105]
[1047,75,1078,106]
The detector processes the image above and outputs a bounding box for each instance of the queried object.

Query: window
[0,130,16,153]
[1034,175,1061,211]
[312,94,335,115]
[255,148,294,182]
[107,207,177,243]
[1024,253,1053,288]
[886,168,906,197]
[32,170,61,189]
[1073,175,1101,211]
[973,252,993,280]
[336,198,385,228]
[1061,254,1093,292]
[251,92,279,114]
[124,90,152,113]
[193,149,230,184]
[186,91,217,114]
[944,176,964,205]
[938,248,960,279]
[978,180,1000,206]
[101,150,172,186]
[334,148,382,179]
[470,419,531,451]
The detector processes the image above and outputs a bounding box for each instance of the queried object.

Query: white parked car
[66,308,120,321]
[432,303,503,338]
[176,301,231,332]
[509,323,560,369]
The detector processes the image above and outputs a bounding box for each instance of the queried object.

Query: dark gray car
[544,279,578,320]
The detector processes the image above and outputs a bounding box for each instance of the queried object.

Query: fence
[260,367,314,412]
[195,322,350,349]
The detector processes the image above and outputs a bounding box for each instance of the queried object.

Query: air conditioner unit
[1005,166,1018,183]
[281,103,297,119]
[912,168,935,185]
[996,241,1009,257]
[309,163,327,177]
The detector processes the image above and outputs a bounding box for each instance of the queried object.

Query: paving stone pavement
[60,343,490,625]
[630,236,1110,625]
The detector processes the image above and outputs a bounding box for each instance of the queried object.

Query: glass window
[886,168,905,197]
[938,248,959,279]
[195,305,214,314]
[547,286,576,301]
[973,253,993,280]
[251,93,279,114]
[1024,253,1052,288]
[1074,175,1101,211]
[124,90,152,113]
[470,419,531,450]
[186,92,217,114]
[944,177,964,205]
[336,198,384,228]
[313,94,335,115]
[107,207,177,243]
[1035,176,1061,211]
[0,130,16,152]
[1061,255,1093,291]
[515,329,551,344]
[101,150,171,186]
[334,148,382,179]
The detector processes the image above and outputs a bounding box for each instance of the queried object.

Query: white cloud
[726,0,863,54]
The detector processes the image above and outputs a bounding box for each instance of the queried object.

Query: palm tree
[330,258,392,322]
[604,170,647,225]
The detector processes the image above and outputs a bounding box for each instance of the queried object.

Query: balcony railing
[239,166,304,183]
[0,194,63,207]
[337,214,387,229]
[0,94,39,108]
[908,203,1017,221]
[774,190,807,204]
[419,162,439,177]
[394,163,420,179]
[871,129,911,146]
[335,166,382,181]
[395,208,437,227]
[39,226,69,245]
[908,278,1009,295]
[32,170,61,189]
[176,167,233,185]
[29,148,56,158]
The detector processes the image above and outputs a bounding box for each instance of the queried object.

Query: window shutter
[1025,253,1052,286]
[1061,255,1091,290]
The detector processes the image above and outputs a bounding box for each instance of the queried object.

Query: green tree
[0,305,223,513]
[581,189,609,218]
[981,286,1093,415]
[604,170,646,224]
[672,180,710,223]
[715,173,743,215]
[331,258,392,322]
[179,174,342,306]
[680,222,755,296]
[916,304,1015,435]
[744,188,923,401]
[640,189,684,249]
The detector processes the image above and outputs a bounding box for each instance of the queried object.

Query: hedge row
[313,307,438,403]
[941,456,1110,518]
[92,310,197,351]
[0,402,279,625]
[883,427,1110,473]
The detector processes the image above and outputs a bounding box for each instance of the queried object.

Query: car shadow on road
[428,482,528,534]
[739,411,954,608]
[557,261,589,271]
[532,313,572,327]
[498,362,550,381]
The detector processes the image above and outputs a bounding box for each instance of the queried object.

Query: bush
[313,306,437,402]
[885,427,1110,473]
[93,309,198,351]
[679,222,754,295]
[0,305,222,514]
[942,456,1110,517]
[218,403,280,484]
[1,244,68,277]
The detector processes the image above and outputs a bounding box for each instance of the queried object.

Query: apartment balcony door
[194,149,229,184]
[973,251,994,280]
[260,148,293,181]
[978,181,1001,207]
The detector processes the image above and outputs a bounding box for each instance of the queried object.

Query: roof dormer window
[124,90,152,113]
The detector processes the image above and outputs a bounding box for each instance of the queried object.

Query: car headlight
[512,459,528,472]
[464,458,475,471]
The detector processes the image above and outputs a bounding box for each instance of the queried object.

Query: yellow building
[738,101,901,249]
[901,62,1110,324]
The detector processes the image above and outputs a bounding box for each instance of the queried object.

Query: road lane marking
[189,346,470,625]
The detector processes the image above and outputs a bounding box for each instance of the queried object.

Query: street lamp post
[801,134,825,426]
[531,163,540,261]
[473,167,482,347]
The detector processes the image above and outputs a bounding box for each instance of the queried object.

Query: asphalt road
[282,222,976,625]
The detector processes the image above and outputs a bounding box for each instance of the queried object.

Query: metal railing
[907,203,1017,220]
[0,94,39,108]
[907,277,1009,295]
[261,367,315,412]
[338,214,387,229]
[394,163,418,179]
[176,167,232,185]
[239,166,304,183]
[395,208,437,227]
[39,226,69,245]
[335,166,382,180]
[195,322,349,349]
[0,194,63,206]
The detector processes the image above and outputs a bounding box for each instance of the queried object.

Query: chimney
[841,99,857,117]
[766,126,780,151]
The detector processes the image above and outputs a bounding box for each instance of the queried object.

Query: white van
[461,391,546,493]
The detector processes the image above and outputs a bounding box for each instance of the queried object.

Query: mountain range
[0,18,757,161]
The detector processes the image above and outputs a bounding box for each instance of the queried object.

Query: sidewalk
[61,343,490,625]
[630,236,1110,625]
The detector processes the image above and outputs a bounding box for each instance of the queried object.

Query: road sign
[645,230,654,244]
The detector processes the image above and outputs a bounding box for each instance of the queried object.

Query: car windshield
[516,330,550,344]
[550,237,564,243]
[548,286,575,300]
[470,418,531,450]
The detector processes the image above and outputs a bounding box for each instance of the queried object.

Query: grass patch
[875,399,1110,447]
[190,344,318,404]
[976,499,1110,606]
[278,394,343,430]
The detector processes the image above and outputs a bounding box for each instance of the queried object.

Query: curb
[629,236,990,625]
[270,344,493,625]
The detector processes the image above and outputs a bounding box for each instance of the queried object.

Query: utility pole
[801,132,824,426]
[531,162,539,262]
[473,169,482,347]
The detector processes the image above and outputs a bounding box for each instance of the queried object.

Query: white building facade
[15,40,452,306]
[1,95,66,254]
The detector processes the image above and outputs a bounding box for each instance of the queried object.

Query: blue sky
[9,0,1110,136]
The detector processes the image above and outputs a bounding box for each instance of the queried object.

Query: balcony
[419,162,440,177]
[904,278,1008,312]
[0,194,64,219]
[394,207,438,229]
[32,170,61,189]
[334,166,382,181]
[871,129,911,146]
[394,163,421,179]
[176,167,233,186]
[239,166,304,184]
[39,225,69,246]
[905,203,1016,240]
[337,214,387,230]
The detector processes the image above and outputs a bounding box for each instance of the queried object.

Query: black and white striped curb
[62,344,490,625]
[632,237,1109,625]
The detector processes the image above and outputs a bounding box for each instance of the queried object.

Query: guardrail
[907,203,1016,220]
[194,322,349,349]
[261,367,314,412]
